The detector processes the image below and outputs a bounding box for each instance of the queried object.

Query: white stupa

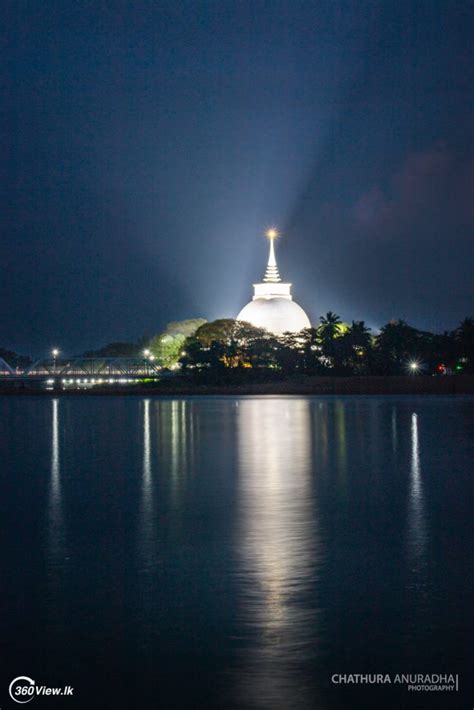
[237,230,311,335]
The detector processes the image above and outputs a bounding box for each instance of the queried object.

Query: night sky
[2,1,473,355]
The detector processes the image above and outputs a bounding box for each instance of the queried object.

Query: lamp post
[143,349,153,374]
[52,348,60,374]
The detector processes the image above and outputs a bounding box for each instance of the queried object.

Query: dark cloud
[353,145,474,238]
[292,145,474,331]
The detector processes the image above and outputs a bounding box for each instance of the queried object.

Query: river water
[0,395,473,709]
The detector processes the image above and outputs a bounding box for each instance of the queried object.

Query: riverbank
[1,375,473,395]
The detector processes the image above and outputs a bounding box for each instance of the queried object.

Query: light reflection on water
[48,398,64,574]
[408,412,426,557]
[405,412,428,617]
[391,406,398,452]
[20,395,472,708]
[160,399,196,502]
[139,399,156,572]
[235,398,324,709]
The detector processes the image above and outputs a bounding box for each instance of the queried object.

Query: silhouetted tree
[273,332,304,374]
[194,319,241,348]
[181,319,270,371]
[374,320,423,374]
[321,320,374,375]
[317,312,349,372]
[455,317,474,371]
[300,327,323,374]
[176,314,472,378]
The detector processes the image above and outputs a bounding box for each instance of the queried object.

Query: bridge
[0,356,164,386]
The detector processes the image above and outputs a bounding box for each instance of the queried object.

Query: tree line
[155,314,473,378]
[2,314,472,377]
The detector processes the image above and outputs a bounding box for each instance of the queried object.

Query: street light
[52,348,60,373]
[143,349,150,358]
[408,361,420,373]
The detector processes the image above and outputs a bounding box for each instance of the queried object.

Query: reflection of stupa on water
[234,398,322,708]
[237,229,311,335]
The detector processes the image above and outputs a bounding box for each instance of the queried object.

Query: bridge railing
[0,358,15,375]
[0,357,163,378]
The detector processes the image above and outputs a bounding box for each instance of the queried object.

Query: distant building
[237,231,311,335]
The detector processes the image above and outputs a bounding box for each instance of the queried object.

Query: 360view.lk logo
[9,676,73,703]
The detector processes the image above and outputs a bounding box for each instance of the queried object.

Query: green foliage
[180,315,373,377]
[152,333,187,368]
[177,314,474,378]
[181,319,272,370]
[194,319,250,347]
[70,313,474,379]
[5,314,471,379]
[149,318,207,368]
[319,311,342,341]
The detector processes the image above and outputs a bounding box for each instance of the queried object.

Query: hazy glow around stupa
[237,230,311,335]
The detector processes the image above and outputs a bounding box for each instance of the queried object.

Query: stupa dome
[237,230,311,335]
[238,296,310,335]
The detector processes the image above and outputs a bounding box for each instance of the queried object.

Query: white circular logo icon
[9,676,36,704]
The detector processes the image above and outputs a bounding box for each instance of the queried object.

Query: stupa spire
[237,226,311,333]
[263,229,281,283]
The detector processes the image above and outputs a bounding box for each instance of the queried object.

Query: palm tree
[347,320,372,350]
[319,311,342,341]
[455,317,474,370]
[455,317,474,350]
[316,312,342,370]
[342,321,373,373]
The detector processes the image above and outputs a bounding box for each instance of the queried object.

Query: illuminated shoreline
[1,375,473,396]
